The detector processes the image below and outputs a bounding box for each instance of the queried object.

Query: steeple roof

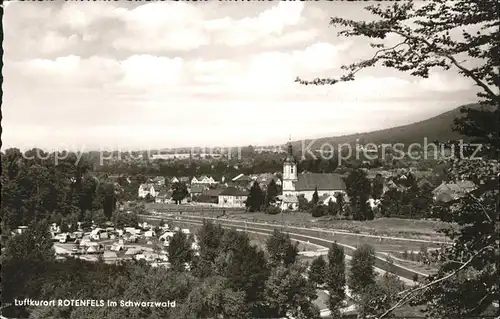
[283,142,297,165]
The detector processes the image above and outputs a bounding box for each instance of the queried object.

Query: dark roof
[157,191,172,198]
[219,187,249,196]
[417,178,434,189]
[433,181,476,195]
[202,188,225,197]
[190,185,205,193]
[295,173,346,191]
[283,143,297,164]
[435,192,454,203]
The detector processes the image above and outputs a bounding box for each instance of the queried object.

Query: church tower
[282,142,297,194]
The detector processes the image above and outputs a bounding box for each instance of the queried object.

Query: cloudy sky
[2,1,479,151]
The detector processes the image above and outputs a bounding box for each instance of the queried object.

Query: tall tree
[264,264,321,319]
[1,220,55,311]
[246,181,264,212]
[171,182,188,204]
[309,256,327,287]
[345,169,372,220]
[380,188,404,217]
[335,192,345,216]
[265,179,279,207]
[311,187,320,206]
[372,173,385,200]
[325,242,346,317]
[180,276,248,319]
[215,229,270,316]
[265,229,299,267]
[327,198,336,216]
[349,244,376,297]
[168,231,193,272]
[192,220,225,278]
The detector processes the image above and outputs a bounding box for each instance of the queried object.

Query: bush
[266,206,282,215]
[311,205,326,217]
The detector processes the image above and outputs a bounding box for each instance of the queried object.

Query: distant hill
[289,103,488,150]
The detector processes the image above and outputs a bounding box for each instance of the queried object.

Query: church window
[291,166,294,174]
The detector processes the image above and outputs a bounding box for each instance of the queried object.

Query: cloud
[113,2,209,52]
[207,1,305,47]
[418,72,476,92]
[2,1,482,150]
[119,55,185,88]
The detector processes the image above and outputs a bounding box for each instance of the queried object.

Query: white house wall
[282,190,346,202]
[218,195,247,208]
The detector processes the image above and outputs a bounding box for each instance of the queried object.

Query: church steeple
[282,140,297,192]
[284,138,296,165]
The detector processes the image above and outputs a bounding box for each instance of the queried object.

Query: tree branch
[467,192,493,223]
[377,244,494,319]
[387,29,499,101]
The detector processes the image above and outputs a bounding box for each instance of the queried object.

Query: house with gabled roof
[138,183,157,198]
[189,184,206,199]
[155,190,172,203]
[191,175,216,185]
[432,180,476,203]
[169,177,179,184]
[152,176,165,186]
[218,187,249,208]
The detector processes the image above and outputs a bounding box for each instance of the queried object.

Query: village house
[253,173,282,190]
[138,183,157,198]
[155,190,172,204]
[191,175,217,185]
[197,188,224,204]
[232,173,253,189]
[432,180,476,203]
[169,177,179,184]
[279,143,347,210]
[152,176,165,186]
[189,184,206,199]
[218,187,249,208]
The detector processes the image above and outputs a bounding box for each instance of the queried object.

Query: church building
[279,143,347,210]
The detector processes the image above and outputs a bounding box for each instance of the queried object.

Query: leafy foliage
[265,179,279,207]
[312,187,320,206]
[325,242,346,316]
[246,181,265,212]
[178,276,247,319]
[265,229,299,267]
[167,231,193,272]
[345,169,372,220]
[349,244,376,297]
[264,264,321,319]
[309,255,327,287]
[171,182,188,204]
[297,0,499,317]
[296,1,499,107]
